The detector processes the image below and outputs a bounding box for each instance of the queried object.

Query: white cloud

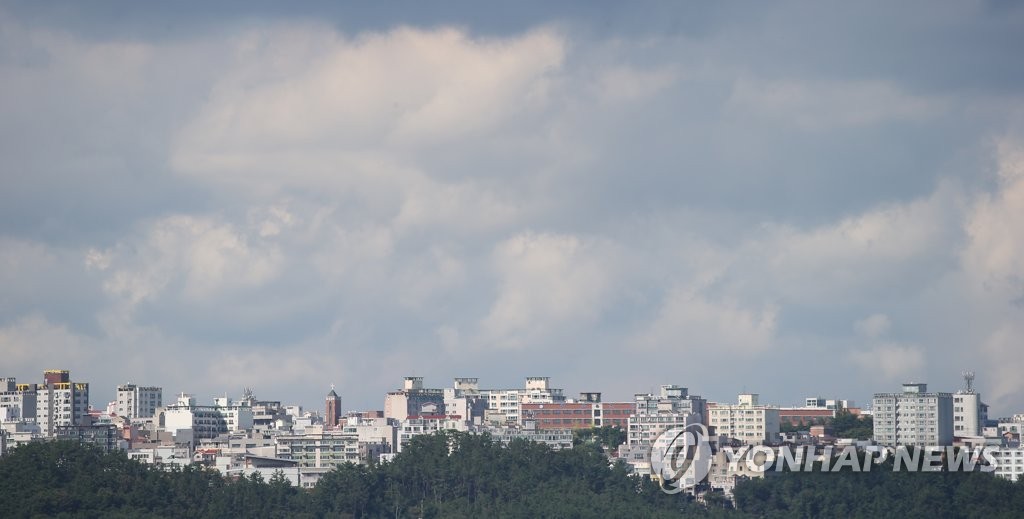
[631,286,778,355]
[103,215,283,305]
[172,25,565,189]
[855,314,892,339]
[740,181,964,304]
[0,315,92,374]
[960,139,1024,408]
[848,342,925,381]
[479,232,614,349]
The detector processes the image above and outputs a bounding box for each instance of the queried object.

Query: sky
[1,1,1023,416]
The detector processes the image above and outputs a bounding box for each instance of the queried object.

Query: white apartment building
[992,447,1024,482]
[116,383,163,420]
[161,394,254,441]
[36,370,90,437]
[872,383,954,446]
[627,412,701,446]
[487,421,574,450]
[479,377,566,424]
[383,377,446,422]
[442,378,488,425]
[341,416,397,451]
[707,394,781,445]
[996,415,1024,436]
[0,378,36,423]
[397,416,468,452]
[804,397,856,410]
[634,385,707,420]
[276,426,388,468]
[953,391,987,437]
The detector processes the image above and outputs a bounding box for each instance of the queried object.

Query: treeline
[733,454,1024,518]
[0,434,699,518]
[5,436,1024,518]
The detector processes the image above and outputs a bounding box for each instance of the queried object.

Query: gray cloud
[0,4,1022,415]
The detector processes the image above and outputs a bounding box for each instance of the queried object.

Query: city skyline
[1,3,1023,416]
[0,367,1003,422]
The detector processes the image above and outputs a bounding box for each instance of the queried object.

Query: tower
[325,385,341,429]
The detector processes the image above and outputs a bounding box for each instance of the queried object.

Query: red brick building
[778,408,834,427]
[521,393,633,430]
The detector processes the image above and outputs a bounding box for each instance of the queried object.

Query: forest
[2,433,1023,518]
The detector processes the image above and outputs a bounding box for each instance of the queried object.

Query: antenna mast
[962,371,975,393]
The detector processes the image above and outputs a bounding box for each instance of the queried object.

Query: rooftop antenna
[962,371,975,394]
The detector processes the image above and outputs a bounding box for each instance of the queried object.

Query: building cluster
[868,374,1024,484]
[2,369,1024,495]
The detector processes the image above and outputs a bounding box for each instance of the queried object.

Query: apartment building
[116,383,163,420]
[36,370,90,437]
[161,393,254,441]
[0,378,36,423]
[707,393,781,445]
[872,383,954,446]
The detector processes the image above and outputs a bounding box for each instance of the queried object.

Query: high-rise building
[325,387,341,429]
[116,383,163,420]
[36,370,90,437]
[872,383,954,446]
[626,385,708,446]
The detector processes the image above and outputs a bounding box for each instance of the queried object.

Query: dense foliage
[5,437,1024,518]
[830,411,873,440]
[572,425,627,449]
[0,435,693,518]
[733,460,1024,518]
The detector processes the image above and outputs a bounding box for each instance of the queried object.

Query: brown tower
[325,386,342,429]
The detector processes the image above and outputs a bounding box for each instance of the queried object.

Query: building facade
[384,377,446,422]
[521,397,633,430]
[36,370,90,437]
[116,383,163,420]
[707,393,781,445]
[161,393,254,441]
[0,378,37,423]
[872,383,954,446]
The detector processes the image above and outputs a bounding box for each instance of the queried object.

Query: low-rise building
[160,393,254,442]
[707,394,780,445]
[521,393,633,430]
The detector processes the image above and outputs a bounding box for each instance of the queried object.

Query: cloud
[479,232,615,349]
[631,286,778,355]
[854,314,892,339]
[0,6,1023,415]
[848,342,925,381]
[101,215,283,306]
[172,25,565,192]
[960,139,1024,408]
